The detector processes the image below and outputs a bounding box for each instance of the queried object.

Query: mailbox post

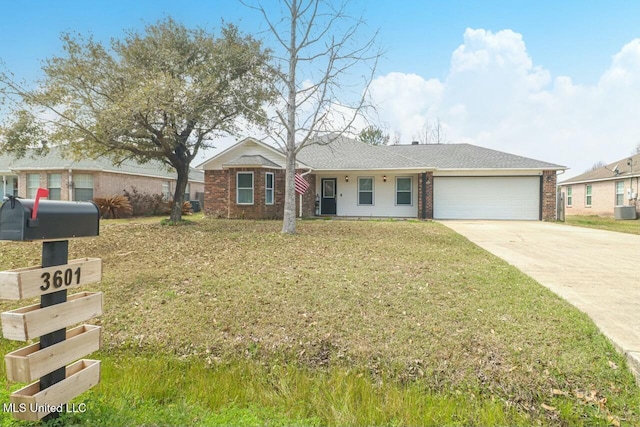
[0,191,102,421]
[40,240,70,415]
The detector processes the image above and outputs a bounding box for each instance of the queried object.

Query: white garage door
[433,176,540,220]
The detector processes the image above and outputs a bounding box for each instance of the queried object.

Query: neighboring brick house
[558,153,640,217]
[199,136,565,221]
[1,147,204,203]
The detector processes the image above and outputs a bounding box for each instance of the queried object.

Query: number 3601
[41,268,81,291]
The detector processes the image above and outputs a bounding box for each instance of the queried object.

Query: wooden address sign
[8,359,101,421]
[0,258,101,300]
[1,257,104,420]
[5,324,101,383]
[1,291,103,342]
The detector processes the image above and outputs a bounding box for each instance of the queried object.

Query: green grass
[0,218,638,426]
[565,215,640,235]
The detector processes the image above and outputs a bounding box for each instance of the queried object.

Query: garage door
[433,176,540,220]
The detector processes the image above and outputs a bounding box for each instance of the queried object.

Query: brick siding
[541,170,557,221]
[16,170,203,202]
[204,168,315,219]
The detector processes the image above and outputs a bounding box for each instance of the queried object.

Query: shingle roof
[559,153,640,184]
[1,146,204,182]
[223,155,282,168]
[388,143,565,169]
[296,135,425,170]
[295,136,564,171]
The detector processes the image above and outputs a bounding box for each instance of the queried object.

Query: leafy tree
[0,18,274,222]
[358,125,389,146]
[243,0,380,234]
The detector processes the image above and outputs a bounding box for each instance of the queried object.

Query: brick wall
[417,172,434,219]
[204,168,316,219]
[15,170,204,202]
[560,177,640,217]
[541,170,557,221]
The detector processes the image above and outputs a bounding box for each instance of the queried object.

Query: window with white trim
[265,172,274,205]
[73,174,94,201]
[585,184,592,207]
[566,186,572,207]
[162,182,171,201]
[358,177,374,205]
[26,174,40,198]
[615,181,624,206]
[237,172,254,204]
[185,183,191,201]
[396,177,412,205]
[48,173,62,200]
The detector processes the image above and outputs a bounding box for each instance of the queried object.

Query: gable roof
[1,146,204,182]
[223,155,282,169]
[198,135,565,172]
[559,153,640,185]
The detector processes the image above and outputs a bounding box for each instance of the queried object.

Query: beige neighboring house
[1,146,204,203]
[558,153,640,217]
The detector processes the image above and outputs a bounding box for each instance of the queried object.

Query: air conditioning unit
[614,206,637,220]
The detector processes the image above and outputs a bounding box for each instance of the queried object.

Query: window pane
[74,188,94,201]
[359,192,373,205]
[48,188,62,200]
[397,192,411,205]
[238,173,253,188]
[74,174,93,188]
[396,177,411,191]
[266,173,273,188]
[238,188,253,204]
[48,174,61,188]
[359,178,372,191]
[323,180,335,198]
[266,189,274,204]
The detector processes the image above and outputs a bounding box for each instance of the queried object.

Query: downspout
[2,175,6,197]
[68,169,73,201]
[299,168,313,218]
[421,172,427,219]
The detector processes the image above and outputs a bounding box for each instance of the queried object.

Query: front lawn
[565,215,640,235]
[0,218,638,426]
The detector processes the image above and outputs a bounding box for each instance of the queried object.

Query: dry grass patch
[0,218,638,425]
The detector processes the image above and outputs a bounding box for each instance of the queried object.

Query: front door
[320,178,337,215]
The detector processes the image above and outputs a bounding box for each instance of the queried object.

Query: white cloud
[369,29,640,178]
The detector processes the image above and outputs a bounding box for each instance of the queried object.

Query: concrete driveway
[441,220,640,382]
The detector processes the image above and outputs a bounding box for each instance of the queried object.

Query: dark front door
[320,178,337,215]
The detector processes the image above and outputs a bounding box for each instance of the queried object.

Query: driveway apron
[441,220,640,383]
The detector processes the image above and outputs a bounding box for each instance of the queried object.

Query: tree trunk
[281,149,297,234]
[171,161,190,223]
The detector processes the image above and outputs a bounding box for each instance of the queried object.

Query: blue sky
[1,0,640,177]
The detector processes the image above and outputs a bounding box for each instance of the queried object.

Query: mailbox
[0,198,99,241]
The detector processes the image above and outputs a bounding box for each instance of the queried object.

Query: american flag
[294,173,310,195]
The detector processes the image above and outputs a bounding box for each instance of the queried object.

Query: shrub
[122,187,169,217]
[93,196,133,219]
[168,200,194,216]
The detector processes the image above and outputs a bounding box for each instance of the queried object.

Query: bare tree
[431,118,449,144]
[586,160,606,172]
[634,142,640,155]
[392,130,402,145]
[413,122,432,145]
[243,0,379,234]
[413,117,448,144]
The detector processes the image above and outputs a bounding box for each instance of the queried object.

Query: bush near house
[123,187,169,217]
[93,195,133,219]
